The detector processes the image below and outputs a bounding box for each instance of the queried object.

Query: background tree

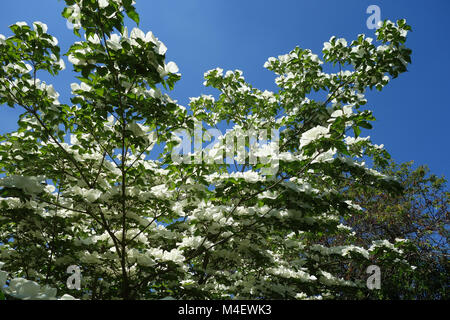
[325,161,448,299]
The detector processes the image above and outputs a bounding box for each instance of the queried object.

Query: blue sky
[0,0,449,179]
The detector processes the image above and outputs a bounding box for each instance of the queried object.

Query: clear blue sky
[0,0,449,179]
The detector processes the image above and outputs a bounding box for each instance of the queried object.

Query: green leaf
[127,9,140,24]
[358,121,373,129]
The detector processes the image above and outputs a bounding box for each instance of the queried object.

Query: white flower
[33,21,48,33]
[127,122,148,137]
[225,70,234,78]
[204,67,223,78]
[295,292,308,299]
[126,29,167,55]
[68,54,80,65]
[58,58,66,70]
[242,171,261,183]
[148,87,163,99]
[158,61,179,78]
[15,21,28,27]
[228,171,264,183]
[68,53,86,66]
[81,82,92,92]
[163,249,185,264]
[166,61,179,73]
[323,42,332,51]
[85,189,102,202]
[70,83,80,93]
[336,38,347,47]
[300,125,330,148]
[44,184,56,194]
[107,34,122,50]
[332,105,352,118]
[46,84,59,100]
[278,53,291,64]
[0,175,45,195]
[344,200,363,211]
[5,62,33,74]
[177,236,206,249]
[149,184,171,199]
[67,4,82,29]
[4,278,41,299]
[343,104,353,115]
[310,54,322,64]
[263,58,276,69]
[98,0,109,8]
[330,109,343,118]
[70,82,91,93]
[86,33,101,44]
[154,40,167,55]
[0,34,6,45]
[49,36,58,46]
[344,136,369,145]
[130,27,146,42]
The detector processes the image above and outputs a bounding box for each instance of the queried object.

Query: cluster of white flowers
[126,121,149,137]
[323,36,347,52]
[158,61,179,78]
[177,236,212,250]
[310,244,370,259]
[230,171,265,183]
[330,104,353,119]
[67,44,92,66]
[344,135,370,145]
[189,94,215,105]
[0,262,76,300]
[148,248,185,265]
[2,62,32,74]
[1,76,60,105]
[0,34,6,46]
[204,170,266,185]
[268,265,317,282]
[319,270,358,287]
[369,239,404,254]
[67,26,177,82]
[66,3,82,29]
[299,125,331,149]
[204,67,223,78]
[69,186,102,202]
[127,27,167,55]
[71,81,92,93]
[0,175,45,195]
[344,200,363,211]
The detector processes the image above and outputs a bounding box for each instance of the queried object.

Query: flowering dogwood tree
[0,0,415,300]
